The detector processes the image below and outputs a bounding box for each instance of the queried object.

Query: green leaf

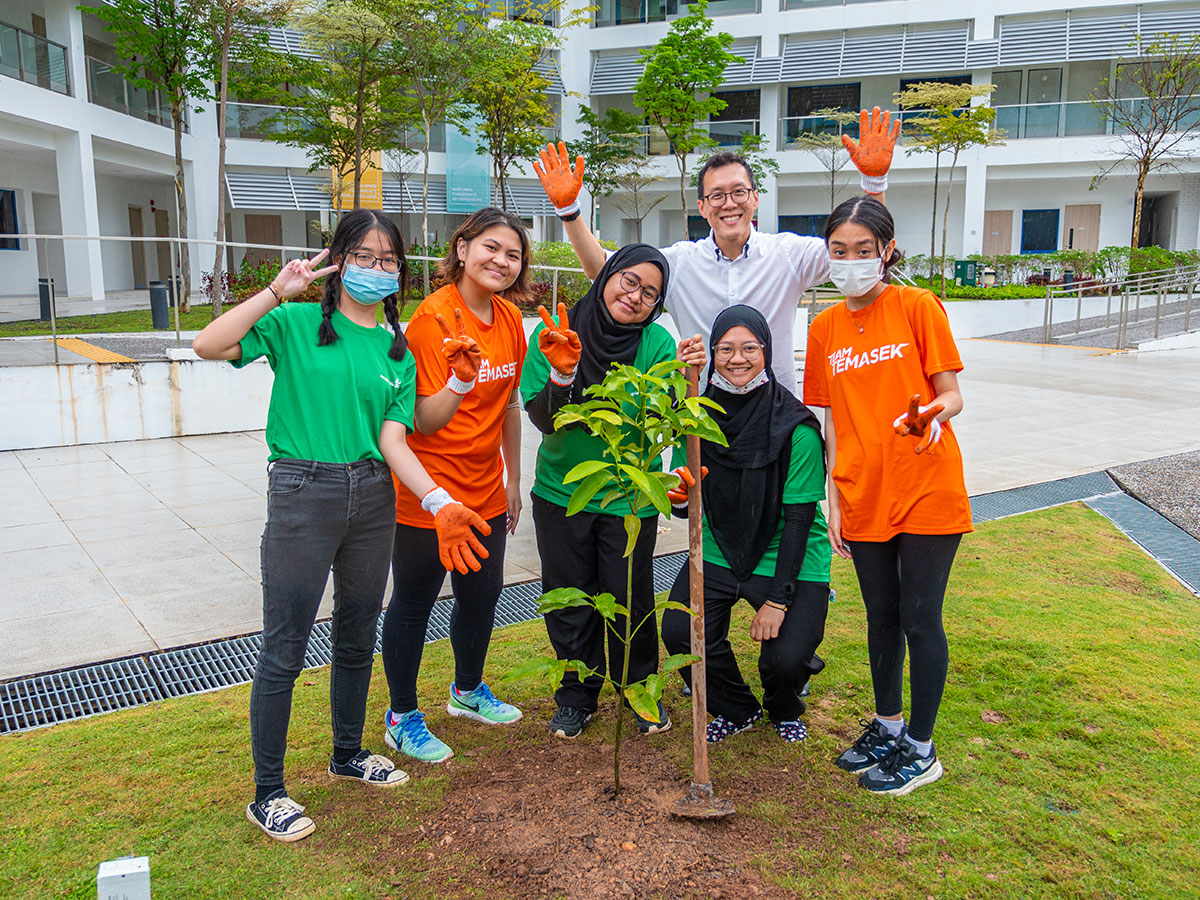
[566,469,615,516]
[618,464,671,518]
[599,487,624,509]
[655,599,697,617]
[623,515,642,558]
[536,587,592,612]
[563,459,612,484]
[623,682,660,722]
[660,652,701,675]
[591,592,629,622]
[590,409,624,427]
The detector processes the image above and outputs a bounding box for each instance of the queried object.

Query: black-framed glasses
[349,250,402,273]
[700,187,753,206]
[713,342,764,361]
[617,270,661,305]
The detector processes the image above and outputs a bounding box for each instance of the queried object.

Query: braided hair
[317,209,409,361]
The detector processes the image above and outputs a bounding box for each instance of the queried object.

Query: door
[1063,203,1100,252]
[128,206,147,288]
[982,210,1013,257]
[244,214,283,268]
[154,209,172,281]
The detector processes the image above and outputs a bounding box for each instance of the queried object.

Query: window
[710,90,759,147]
[1021,209,1059,253]
[779,214,828,238]
[688,215,710,241]
[898,74,971,95]
[787,84,860,119]
[0,190,18,250]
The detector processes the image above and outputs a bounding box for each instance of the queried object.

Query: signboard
[333,150,383,211]
[446,117,491,212]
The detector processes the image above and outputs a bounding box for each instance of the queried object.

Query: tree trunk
[211,9,232,318]
[421,110,432,248]
[354,58,366,210]
[929,153,940,281]
[939,151,959,301]
[1131,164,1149,250]
[172,93,191,314]
[677,153,688,242]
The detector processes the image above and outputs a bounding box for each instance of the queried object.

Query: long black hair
[823,196,905,282]
[318,208,408,361]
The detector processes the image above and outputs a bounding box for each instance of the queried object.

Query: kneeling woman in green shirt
[662,305,832,745]
[194,209,490,843]
[520,244,677,740]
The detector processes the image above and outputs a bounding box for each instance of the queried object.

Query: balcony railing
[779,114,861,149]
[86,56,181,130]
[638,119,759,155]
[226,102,313,140]
[593,0,756,27]
[0,20,70,95]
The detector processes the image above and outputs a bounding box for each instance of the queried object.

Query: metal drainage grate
[970,471,1118,523]
[653,551,688,592]
[1086,493,1200,595]
[0,658,162,733]
[150,634,263,699]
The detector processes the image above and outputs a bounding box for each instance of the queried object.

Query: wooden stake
[685,365,708,786]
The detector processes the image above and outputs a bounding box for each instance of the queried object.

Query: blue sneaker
[860,739,944,795]
[836,718,900,773]
[246,790,315,843]
[384,709,453,764]
[446,682,523,725]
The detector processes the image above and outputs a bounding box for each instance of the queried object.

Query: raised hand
[893,394,945,454]
[532,142,584,212]
[272,248,338,300]
[435,308,482,384]
[667,465,708,506]
[842,107,901,182]
[432,503,492,574]
[677,334,706,369]
[537,303,582,376]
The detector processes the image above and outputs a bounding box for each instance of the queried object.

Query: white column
[54,131,105,300]
[756,83,781,232]
[959,152,988,257]
[42,0,86,102]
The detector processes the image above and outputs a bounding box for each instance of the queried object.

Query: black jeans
[661,560,829,722]
[380,514,508,713]
[250,459,396,790]
[532,494,659,713]
[846,532,962,743]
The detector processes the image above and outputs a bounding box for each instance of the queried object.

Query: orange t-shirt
[393,283,526,528]
[803,284,972,541]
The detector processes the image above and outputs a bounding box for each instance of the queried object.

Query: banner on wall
[446,117,490,213]
[332,150,383,211]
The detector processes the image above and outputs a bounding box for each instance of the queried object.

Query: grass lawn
[1,503,1197,899]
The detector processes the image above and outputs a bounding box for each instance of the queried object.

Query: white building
[2,0,1199,302]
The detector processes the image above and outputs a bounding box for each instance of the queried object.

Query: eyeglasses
[616,270,661,306]
[349,250,402,273]
[700,187,753,207]
[713,342,764,361]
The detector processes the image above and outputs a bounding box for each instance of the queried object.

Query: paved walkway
[3,338,1200,681]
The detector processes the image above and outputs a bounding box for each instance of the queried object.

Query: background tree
[791,108,858,213]
[1089,33,1200,249]
[634,0,740,238]
[688,131,780,196]
[565,106,645,228]
[898,82,1002,296]
[84,0,214,313]
[609,163,667,242]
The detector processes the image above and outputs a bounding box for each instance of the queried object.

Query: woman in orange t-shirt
[803,197,971,796]
[380,208,529,764]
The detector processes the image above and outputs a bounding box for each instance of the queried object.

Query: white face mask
[828,257,884,297]
[709,368,770,395]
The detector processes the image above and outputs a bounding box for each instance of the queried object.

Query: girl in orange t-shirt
[803,197,971,796]
[380,208,529,764]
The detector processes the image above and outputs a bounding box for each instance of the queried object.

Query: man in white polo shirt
[533,108,899,396]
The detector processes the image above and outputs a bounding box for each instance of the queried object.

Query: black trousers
[380,513,508,714]
[846,532,962,743]
[662,559,828,722]
[531,494,659,713]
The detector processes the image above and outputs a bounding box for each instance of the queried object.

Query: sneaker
[447,682,523,725]
[548,705,592,739]
[860,740,944,795]
[246,790,315,843]
[384,709,454,764]
[631,699,671,735]
[835,718,900,773]
[772,719,808,743]
[328,749,410,787]
[706,708,763,743]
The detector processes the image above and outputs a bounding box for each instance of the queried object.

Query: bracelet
[764,600,789,613]
[559,208,581,222]
[267,282,284,304]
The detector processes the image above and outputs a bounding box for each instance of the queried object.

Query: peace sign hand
[532,142,585,213]
[537,302,582,377]
[435,308,482,383]
[842,107,901,179]
[272,248,338,300]
[893,394,945,454]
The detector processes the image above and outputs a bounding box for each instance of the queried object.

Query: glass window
[0,189,18,250]
[898,74,971,95]
[788,83,860,118]
[1021,209,1059,253]
[712,90,759,122]
[779,214,828,237]
[688,215,710,241]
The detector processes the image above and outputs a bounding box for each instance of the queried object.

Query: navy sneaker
[706,708,763,743]
[246,790,315,843]
[549,705,592,739]
[772,719,808,743]
[328,749,409,787]
[631,699,671,735]
[836,718,900,772]
[860,740,944,795]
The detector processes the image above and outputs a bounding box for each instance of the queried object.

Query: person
[532,108,900,397]
[193,209,492,842]
[803,196,972,795]
[380,207,529,765]
[661,306,831,744]
[520,244,678,739]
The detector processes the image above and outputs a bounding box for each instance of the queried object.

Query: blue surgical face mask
[341,262,399,305]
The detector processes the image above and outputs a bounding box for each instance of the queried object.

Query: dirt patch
[386,733,824,899]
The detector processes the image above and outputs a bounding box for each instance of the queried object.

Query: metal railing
[86,56,181,130]
[779,114,860,149]
[225,101,311,140]
[638,119,759,155]
[0,20,70,95]
[592,0,758,27]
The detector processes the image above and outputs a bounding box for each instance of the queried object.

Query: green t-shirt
[233,303,416,463]
[674,425,831,583]
[520,318,676,517]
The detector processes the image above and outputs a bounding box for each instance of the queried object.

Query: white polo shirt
[659,228,830,396]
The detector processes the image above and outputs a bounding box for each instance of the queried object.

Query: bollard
[149,281,169,330]
[38,277,53,322]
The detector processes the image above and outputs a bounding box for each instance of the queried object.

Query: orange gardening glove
[537,302,582,378]
[892,394,945,455]
[435,308,482,392]
[532,141,584,216]
[422,488,492,574]
[667,465,708,506]
[842,107,901,193]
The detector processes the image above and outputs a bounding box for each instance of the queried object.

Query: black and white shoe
[549,705,592,739]
[246,790,315,843]
[835,718,900,773]
[632,700,671,735]
[328,750,409,787]
[706,708,763,743]
[860,740,944,795]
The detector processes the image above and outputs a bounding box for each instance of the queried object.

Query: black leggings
[846,532,962,743]
[380,514,508,714]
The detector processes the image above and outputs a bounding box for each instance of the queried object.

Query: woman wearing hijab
[661,305,832,743]
[520,244,677,740]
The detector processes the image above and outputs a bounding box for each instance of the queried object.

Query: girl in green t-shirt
[194,209,491,844]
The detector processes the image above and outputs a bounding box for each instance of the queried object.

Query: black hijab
[701,305,821,581]
[569,243,669,403]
